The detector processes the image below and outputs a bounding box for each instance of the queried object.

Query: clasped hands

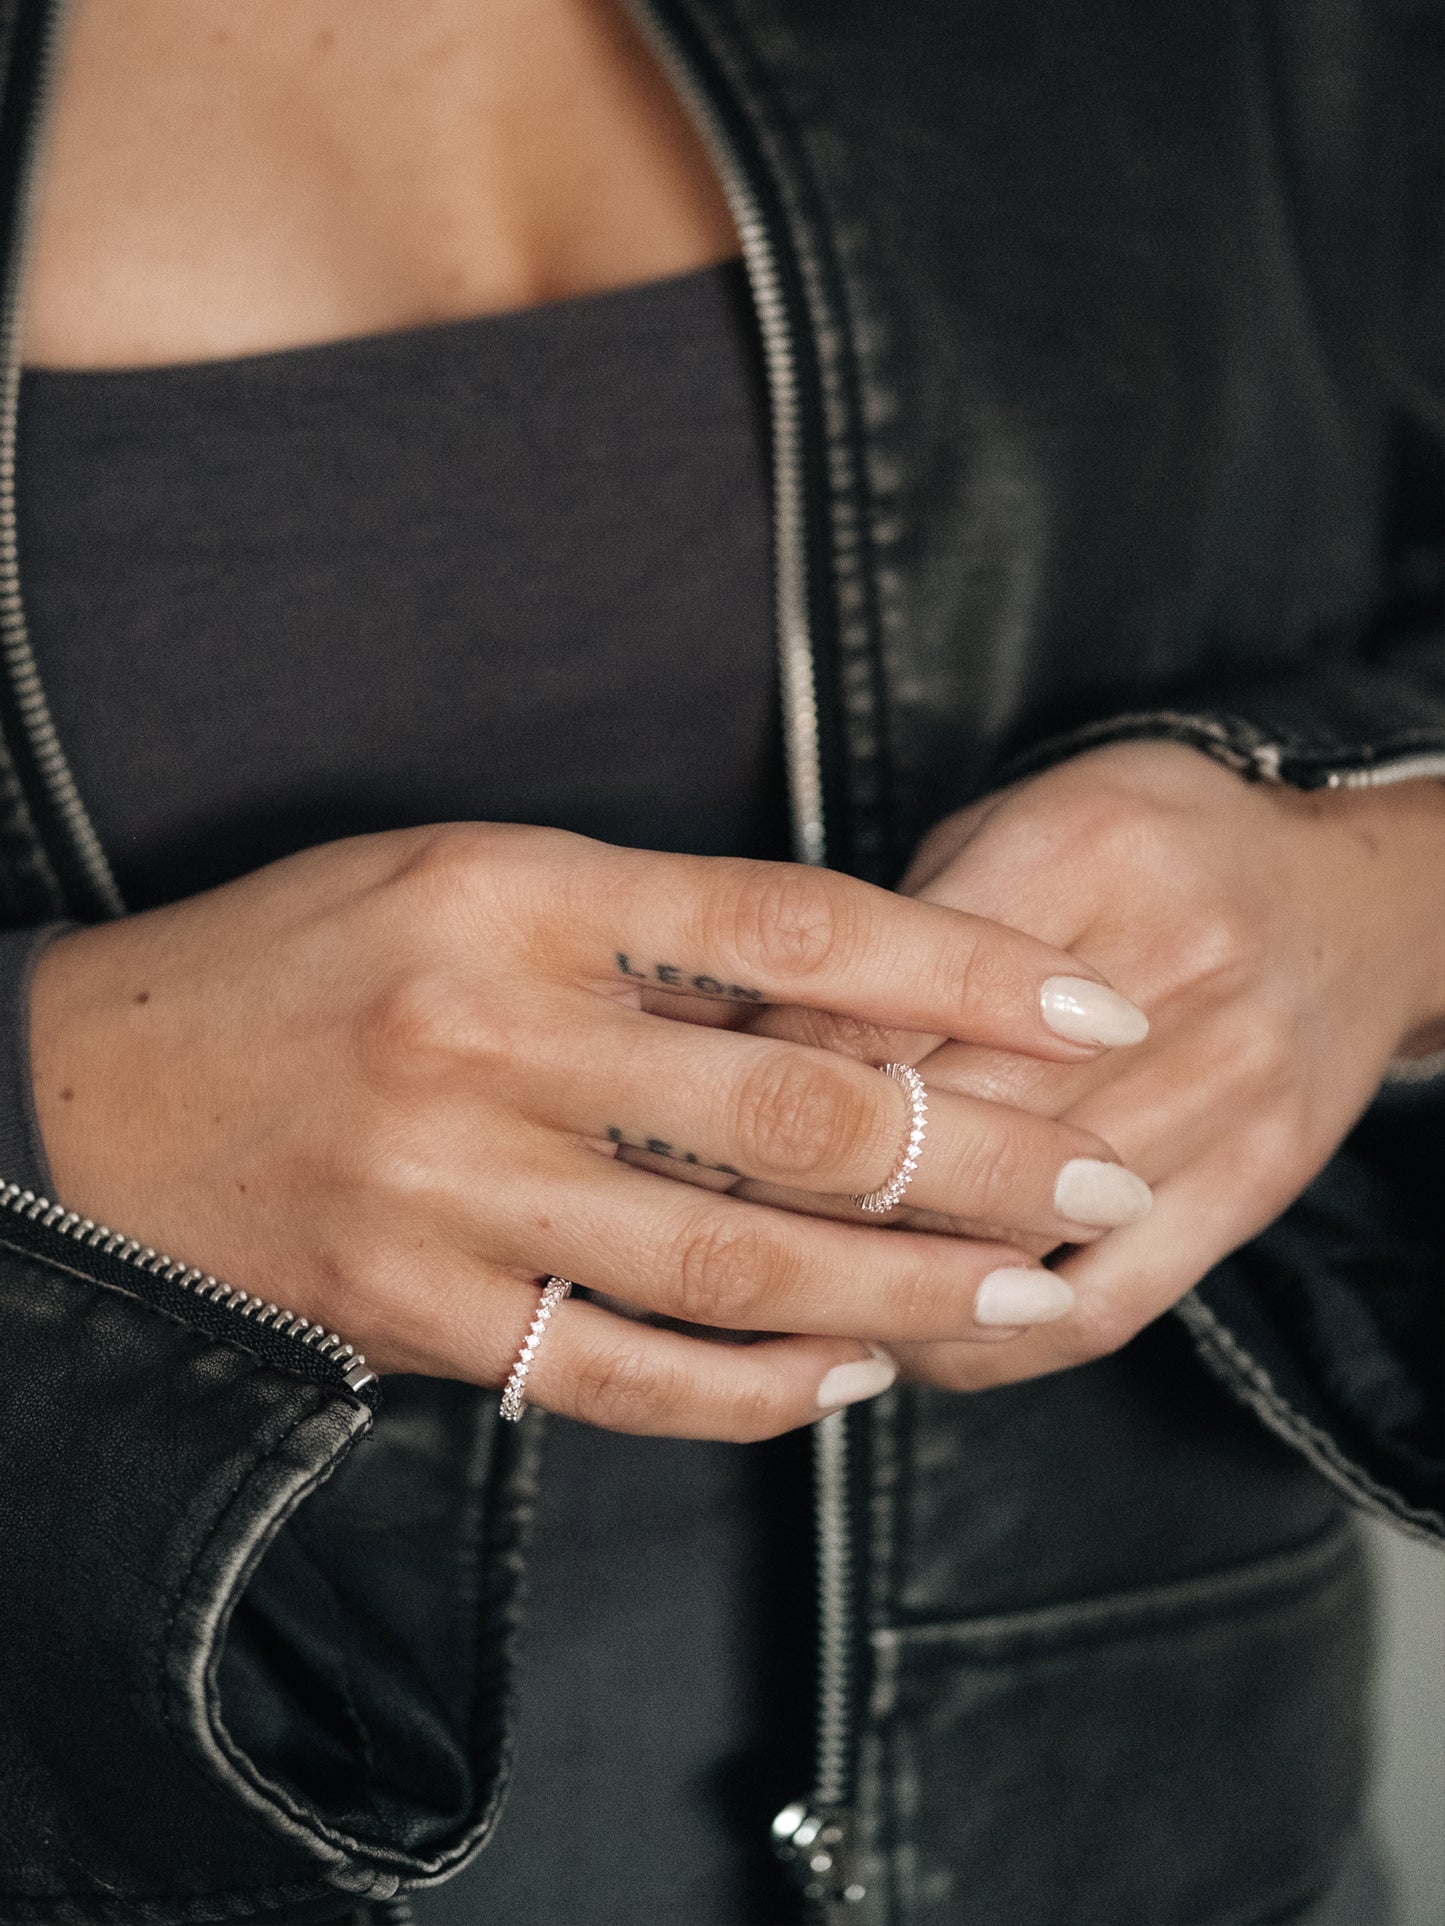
[32,740,1445,1437]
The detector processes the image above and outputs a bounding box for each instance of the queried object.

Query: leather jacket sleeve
[986,27,1445,1541]
[0,1201,529,1920]
[991,271,1445,1547]
[991,416,1445,1547]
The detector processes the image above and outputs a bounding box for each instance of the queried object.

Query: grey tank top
[15,260,810,1923]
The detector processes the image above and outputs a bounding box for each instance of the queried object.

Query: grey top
[10,259,809,1923]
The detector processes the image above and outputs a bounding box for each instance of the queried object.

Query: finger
[540,1009,1152,1241]
[877,1169,1236,1396]
[743,1001,933,1065]
[887,1103,1315,1396]
[739,1003,1142,1133]
[557,848,1148,1059]
[911,974,1210,1119]
[401,1267,901,1440]
[481,1141,1073,1345]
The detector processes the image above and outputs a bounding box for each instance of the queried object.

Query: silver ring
[852,1063,928,1215]
[499,1276,574,1422]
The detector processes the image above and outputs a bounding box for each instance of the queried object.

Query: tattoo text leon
[616,953,762,1001]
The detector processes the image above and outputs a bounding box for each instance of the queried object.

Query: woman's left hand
[714,740,1445,1391]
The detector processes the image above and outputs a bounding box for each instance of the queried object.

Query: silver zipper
[622,5,864,1911]
[0,1178,377,1394]
[0,3,368,1395]
[7,0,856,1894]
[1322,752,1445,790]
[770,1405,868,1912]
[624,0,826,871]
[0,0,122,918]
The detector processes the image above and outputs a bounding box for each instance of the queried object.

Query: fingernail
[1041,975,1149,1047]
[1053,1157,1153,1228]
[974,1268,1075,1326]
[817,1344,897,1409]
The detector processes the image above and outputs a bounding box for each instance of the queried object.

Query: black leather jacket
[0,2,1440,1923]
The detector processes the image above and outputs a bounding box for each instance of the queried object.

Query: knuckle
[714,863,860,981]
[1080,793,1155,865]
[390,821,582,942]
[1226,1014,1292,1095]
[391,822,493,902]
[732,1052,873,1181]
[944,1117,1032,1216]
[875,1247,950,1334]
[354,968,468,1079]
[570,1342,674,1433]
[938,925,1016,1022]
[672,1215,785,1328]
[715,1377,792,1445]
[1184,907,1257,984]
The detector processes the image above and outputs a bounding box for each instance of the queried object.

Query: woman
[0,1,1439,1922]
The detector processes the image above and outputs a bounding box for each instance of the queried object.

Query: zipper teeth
[625,0,826,869]
[623,3,855,1833]
[811,1408,855,1808]
[0,1179,376,1391]
[1322,751,1445,790]
[0,0,122,918]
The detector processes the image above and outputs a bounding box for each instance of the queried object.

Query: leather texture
[0,0,1439,1920]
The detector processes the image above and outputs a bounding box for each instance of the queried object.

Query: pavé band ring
[852,1062,928,1215]
[499,1275,575,1422]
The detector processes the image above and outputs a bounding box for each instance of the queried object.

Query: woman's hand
[742,741,1445,1390]
[29,822,1148,1436]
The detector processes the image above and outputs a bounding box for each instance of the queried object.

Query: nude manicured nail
[817,1345,897,1409]
[1040,975,1149,1048]
[1053,1157,1153,1228]
[974,1268,1075,1326]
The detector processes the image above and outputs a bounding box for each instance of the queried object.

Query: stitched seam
[1174,1294,1445,1543]
[436,1404,547,1878]
[873,1513,1357,1655]
[199,1416,495,1879]
[177,1431,423,1868]
[154,1383,348,1860]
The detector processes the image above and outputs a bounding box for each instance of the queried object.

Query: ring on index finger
[852,1062,928,1215]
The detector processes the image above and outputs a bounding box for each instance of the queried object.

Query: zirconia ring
[499,1276,574,1422]
[852,1062,928,1215]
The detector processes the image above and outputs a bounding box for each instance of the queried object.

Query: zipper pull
[771,1800,866,1908]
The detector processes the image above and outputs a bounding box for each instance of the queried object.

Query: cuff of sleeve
[1000,705,1445,794]
[0,922,70,1198]
[997,645,1445,794]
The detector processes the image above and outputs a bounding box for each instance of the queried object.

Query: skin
[739,741,1445,1389]
[22,0,742,366]
[22,0,1445,1435]
[31,828,1146,1435]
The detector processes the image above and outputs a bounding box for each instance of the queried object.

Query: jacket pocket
[0,1211,528,1925]
[867,1517,1369,1926]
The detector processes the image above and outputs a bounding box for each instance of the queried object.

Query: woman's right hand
[30,823,1149,1439]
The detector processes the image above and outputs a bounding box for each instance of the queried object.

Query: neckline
[21,255,749,383]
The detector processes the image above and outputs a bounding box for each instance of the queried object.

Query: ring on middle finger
[852,1061,928,1215]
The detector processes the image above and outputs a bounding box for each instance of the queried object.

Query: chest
[19,0,739,368]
